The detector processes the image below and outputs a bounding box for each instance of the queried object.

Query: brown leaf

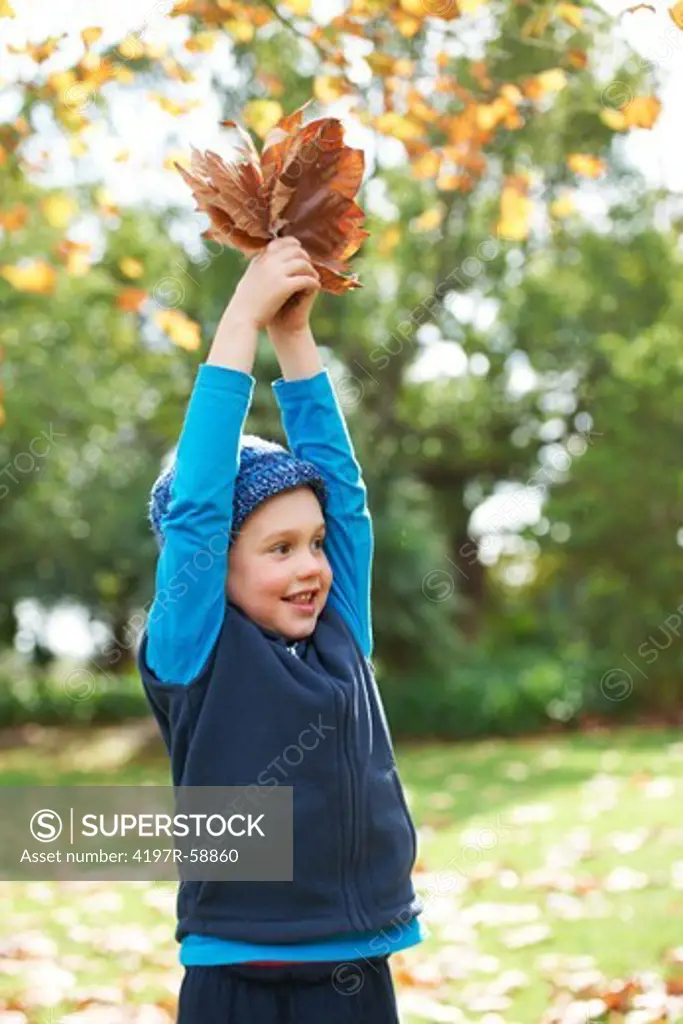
[175,101,367,295]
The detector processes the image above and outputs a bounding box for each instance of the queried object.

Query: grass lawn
[2,721,683,1022]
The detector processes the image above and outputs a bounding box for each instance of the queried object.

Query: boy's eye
[272,536,325,554]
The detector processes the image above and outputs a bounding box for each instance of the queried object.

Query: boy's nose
[298,551,323,578]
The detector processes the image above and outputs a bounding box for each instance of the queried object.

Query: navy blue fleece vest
[137,595,422,944]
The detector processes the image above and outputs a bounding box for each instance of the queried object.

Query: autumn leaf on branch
[0,259,57,294]
[625,2,683,28]
[173,100,368,305]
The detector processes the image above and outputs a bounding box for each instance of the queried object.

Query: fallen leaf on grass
[603,866,650,891]
[510,802,556,824]
[396,990,467,1022]
[501,922,552,949]
[608,826,650,854]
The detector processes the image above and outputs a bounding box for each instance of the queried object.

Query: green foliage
[381,640,600,739]
[0,671,148,727]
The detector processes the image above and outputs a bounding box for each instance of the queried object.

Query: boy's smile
[227,485,332,641]
[282,588,319,616]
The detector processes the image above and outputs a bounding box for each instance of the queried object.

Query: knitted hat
[148,434,328,550]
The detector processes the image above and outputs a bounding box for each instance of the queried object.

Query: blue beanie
[148,434,328,550]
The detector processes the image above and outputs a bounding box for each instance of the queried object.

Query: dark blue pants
[177,956,401,1023]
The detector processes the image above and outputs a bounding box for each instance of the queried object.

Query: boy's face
[226,486,332,641]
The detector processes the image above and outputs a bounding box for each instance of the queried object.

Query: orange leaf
[497,178,532,240]
[56,239,92,276]
[567,48,588,69]
[0,0,16,16]
[670,1,683,29]
[117,288,148,312]
[412,207,443,232]
[0,204,29,231]
[366,53,397,75]
[118,34,146,59]
[242,99,283,138]
[281,0,310,13]
[391,11,422,36]
[41,194,77,228]
[397,0,487,19]
[411,150,442,180]
[150,93,201,116]
[623,95,661,128]
[313,75,350,104]
[522,68,568,101]
[0,259,57,293]
[407,88,440,124]
[377,225,401,255]
[8,34,67,63]
[94,186,120,217]
[521,7,552,37]
[81,26,103,48]
[436,171,475,192]
[69,137,88,158]
[256,71,286,97]
[550,192,576,219]
[160,56,195,83]
[47,69,77,94]
[185,32,218,52]
[119,257,144,279]
[375,111,426,141]
[154,309,201,351]
[556,3,584,28]
[600,108,628,130]
[567,152,606,178]
[222,19,255,42]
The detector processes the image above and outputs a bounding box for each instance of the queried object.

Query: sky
[2,0,682,656]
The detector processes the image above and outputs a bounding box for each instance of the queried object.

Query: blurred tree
[2,0,681,714]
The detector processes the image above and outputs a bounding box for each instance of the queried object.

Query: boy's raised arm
[267,321,375,661]
[144,238,321,685]
[143,314,258,686]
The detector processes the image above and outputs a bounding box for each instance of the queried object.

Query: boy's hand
[227,236,320,334]
[265,238,321,342]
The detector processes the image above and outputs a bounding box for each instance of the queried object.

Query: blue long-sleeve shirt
[142,361,426,966]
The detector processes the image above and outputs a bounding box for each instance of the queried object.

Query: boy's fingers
[268,236,305,252]
[286,270,323,290]
[287,273,320,294]
[283,255,318,276]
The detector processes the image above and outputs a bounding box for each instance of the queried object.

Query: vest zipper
[284,635,370,929]
[338,682,370,931]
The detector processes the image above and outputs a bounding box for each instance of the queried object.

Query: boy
[137,236,425,1022]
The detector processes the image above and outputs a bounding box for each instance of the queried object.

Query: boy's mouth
[282,589,319,613]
